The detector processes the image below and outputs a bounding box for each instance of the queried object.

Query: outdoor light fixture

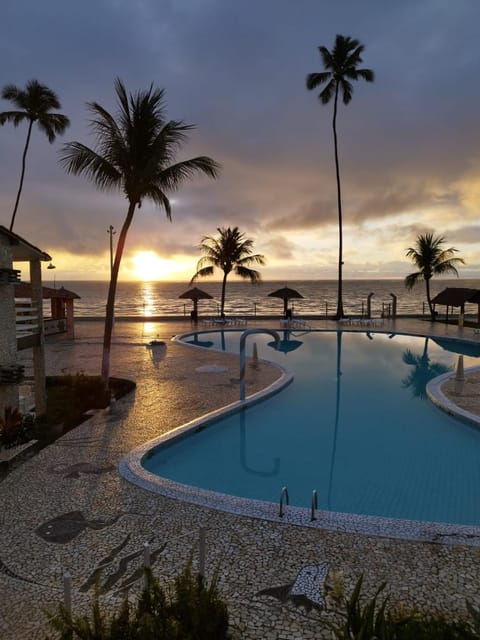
[47,262,56,288]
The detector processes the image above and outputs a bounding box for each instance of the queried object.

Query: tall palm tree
[0,79,70,231]
[306,35,374,319]
[60,78,220,381]
[405,233,464,320]
[190,226,265,316]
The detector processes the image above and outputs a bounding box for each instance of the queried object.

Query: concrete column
[30,259,47,416]
[0,237,19,417]
[65,299,75,339]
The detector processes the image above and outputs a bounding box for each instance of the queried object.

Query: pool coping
[119,330,480,547]
[426,365,480,427]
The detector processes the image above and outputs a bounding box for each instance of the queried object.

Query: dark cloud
[1,0,480,278]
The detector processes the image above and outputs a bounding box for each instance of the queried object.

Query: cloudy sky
[2,0,480,282]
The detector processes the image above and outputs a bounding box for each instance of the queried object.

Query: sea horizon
[40,278,480,319]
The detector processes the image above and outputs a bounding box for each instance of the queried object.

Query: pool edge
[120,331,480,548]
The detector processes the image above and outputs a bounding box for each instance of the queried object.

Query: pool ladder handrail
[279,485,289,517]
[311,489,318,521]
[239,328,280,401]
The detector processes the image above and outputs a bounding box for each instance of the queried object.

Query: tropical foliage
[306,34,374,319]
[0,405,35,450]
[190,226,265,316]
[45,561,230,639]
[0,79,70,231]
[329,575,479,639]
[60,78,220,381]
[405,233,464,320]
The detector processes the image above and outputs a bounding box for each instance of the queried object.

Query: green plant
[0,406,34,449]
[394,614,478,639]
[45,560,230,639]
[330,575,479,640]
[466,600,480,636]
[330,575,397,639]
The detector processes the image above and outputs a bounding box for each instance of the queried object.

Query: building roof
[0,225,52,262]
[431,287,480,307]
[15,282,80,300]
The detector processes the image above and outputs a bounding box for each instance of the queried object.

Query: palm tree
[405,233,464,320]
[0,79,70,231]
[60,78,220,381]
[306,35,374,319]
[190,226,265,316]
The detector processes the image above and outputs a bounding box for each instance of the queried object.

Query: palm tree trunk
[220,272,228,316]
[425,278,434,320]
[101,201,136,381]
[332,85,344,320]
[9,119,33,232]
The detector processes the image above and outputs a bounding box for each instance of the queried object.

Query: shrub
[0,406,35,449]
[45,560,230,639]
[329,575,479,640]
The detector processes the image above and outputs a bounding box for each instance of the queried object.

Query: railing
[15,298,40,337]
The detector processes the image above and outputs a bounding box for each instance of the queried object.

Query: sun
[130,251,178,281]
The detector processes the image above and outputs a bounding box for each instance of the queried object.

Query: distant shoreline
[76,313,429,322]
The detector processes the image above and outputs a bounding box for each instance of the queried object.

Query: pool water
[144,331,480,526]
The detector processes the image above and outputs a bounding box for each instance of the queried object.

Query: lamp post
[47,262,56,289]
[107,225,116,275]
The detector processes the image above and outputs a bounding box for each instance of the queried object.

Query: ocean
[44,279,480,319]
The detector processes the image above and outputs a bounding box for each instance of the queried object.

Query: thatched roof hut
[431,287,480,323]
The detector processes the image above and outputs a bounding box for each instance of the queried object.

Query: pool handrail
[239,328,280,400]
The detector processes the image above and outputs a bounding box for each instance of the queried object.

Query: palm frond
[235,266,262,283]
[319,79,336,104]
[306,72,331,90]
[0,110,29,127]
[158,157,221,190]
[37,113,71,142]
[340,79,353,104]
[190,265,214,284]
[141,185,171,220]
[60,142,121,190]
[404,272,421,290]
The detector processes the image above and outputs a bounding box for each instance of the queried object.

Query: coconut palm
[0,80,70,231]
[306,35,374,319]
[405,233,464,320]
[60,78,220,381]
[190,226,265,316]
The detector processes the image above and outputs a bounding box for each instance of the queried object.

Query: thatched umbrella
[268,286,304,317]
[267,330,304,354]
[178,287,213,319]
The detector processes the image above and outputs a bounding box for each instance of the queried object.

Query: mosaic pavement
[1,317,479,639]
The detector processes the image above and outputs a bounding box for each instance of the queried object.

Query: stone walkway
[1,317,480,639]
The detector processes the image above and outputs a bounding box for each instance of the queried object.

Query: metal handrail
[239,328,280,401]
[310,489,318,521]
[279,486,289,518]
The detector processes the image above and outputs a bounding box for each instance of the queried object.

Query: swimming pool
[122,330,480,541]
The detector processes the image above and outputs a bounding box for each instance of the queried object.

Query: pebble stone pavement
[1,317,479,639]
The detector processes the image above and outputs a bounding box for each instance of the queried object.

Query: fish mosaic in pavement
[35,511,122,543]
[257,562,329,612]
[79,533,167,594]
[48,462,115,478]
